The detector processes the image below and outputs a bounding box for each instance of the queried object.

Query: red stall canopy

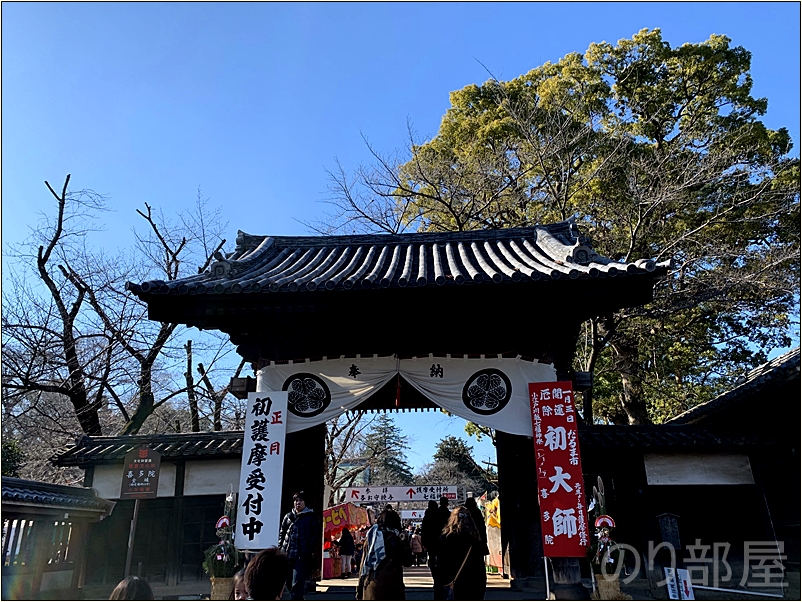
[323,502,370,537]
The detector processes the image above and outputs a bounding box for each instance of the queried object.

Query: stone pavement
[307,566,547,600]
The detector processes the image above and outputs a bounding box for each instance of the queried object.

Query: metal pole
[124,498,141,578]
[544,557,550,600]
[693,585,784,598]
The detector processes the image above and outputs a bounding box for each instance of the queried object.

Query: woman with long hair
[356,506,413,600]
[109,577,154,600]
[436,506,487,600]
[337,526,355,578]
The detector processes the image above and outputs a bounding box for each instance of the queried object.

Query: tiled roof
[125,220,668,297]
[578,425,773,449]
[51,431,245,467]
[51,425,772,468]
[2,477,115,515]
[667,347,801,425]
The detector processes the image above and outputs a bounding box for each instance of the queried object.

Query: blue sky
[3,2,799,471]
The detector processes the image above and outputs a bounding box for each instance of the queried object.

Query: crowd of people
[354,496,488,601]
[108,492,488,601]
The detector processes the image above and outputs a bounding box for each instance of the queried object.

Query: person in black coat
[437,496,451,528]
[337,527,355,578]
[436,507,487,600]
[421,500,444,597]
[464,497,489,556]
[420,500,441,556]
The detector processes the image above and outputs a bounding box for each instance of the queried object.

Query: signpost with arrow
[344,485,466,504]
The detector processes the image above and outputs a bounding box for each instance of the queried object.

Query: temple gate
[126,220,668,590]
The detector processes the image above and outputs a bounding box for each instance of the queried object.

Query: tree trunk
[72,392,103,436]
[185,341,200,432]
[121,392,154,435]
[613,334,651,425]
[581,386,593,426]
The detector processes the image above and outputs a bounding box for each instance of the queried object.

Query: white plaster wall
[184,459,241,496]
[644,453,754,485]
[92,462,176,499]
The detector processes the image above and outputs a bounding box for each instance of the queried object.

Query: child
[230,569,248,600]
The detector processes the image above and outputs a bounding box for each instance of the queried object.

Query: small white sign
[664,568,680,600]
[677,568,694,600]
[400,510,425,520]
[344,485,465,504]
[235,391,288,550]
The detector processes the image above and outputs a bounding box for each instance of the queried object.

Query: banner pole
[544,556,550,600]
[124,498,141,577]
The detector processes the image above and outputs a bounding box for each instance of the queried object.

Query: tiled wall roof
[51,431,244,467]
[2,477,115,514]
[51,425,771,468]
[667,347,801,425]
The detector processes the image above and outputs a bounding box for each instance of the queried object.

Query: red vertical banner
[529,381,589,558]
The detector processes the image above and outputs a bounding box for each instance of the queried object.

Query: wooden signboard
[120,446,162,576]
[120,446,161,499]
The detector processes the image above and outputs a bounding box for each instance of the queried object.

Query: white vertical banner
[235,391,288,550]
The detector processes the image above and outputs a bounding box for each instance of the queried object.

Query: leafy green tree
[321,29,799,425]
[433,436,497,493]
[363,414,414,485]
[2,439,25,477]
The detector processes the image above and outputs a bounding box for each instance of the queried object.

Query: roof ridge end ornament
[535,225,600,267]
[209,257,233,277]
[211,234,276,278]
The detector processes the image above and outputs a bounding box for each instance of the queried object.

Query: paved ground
[309,566,543,600]
[90,565,799,600]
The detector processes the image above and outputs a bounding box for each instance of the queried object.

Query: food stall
[321,503,370,579]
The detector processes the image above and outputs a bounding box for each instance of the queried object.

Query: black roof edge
[667,347,801,425]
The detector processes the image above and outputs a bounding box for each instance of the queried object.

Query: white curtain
[257,355,556,436]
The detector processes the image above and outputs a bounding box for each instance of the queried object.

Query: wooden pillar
[550,331,588,599]
[166,461,185,587]
[68,522,89,591]
[281,423,326,578]
[495,322,585,596]
[28,517,55,597]
[496,429,544,591]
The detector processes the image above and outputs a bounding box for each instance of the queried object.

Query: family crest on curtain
[257,355,556,436]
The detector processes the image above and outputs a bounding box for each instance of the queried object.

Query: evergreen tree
[320,29,799,425]
[433,436,497,493]
[363,414,413,485]
[2,439,25,478]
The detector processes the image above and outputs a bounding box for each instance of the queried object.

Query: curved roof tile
[125,220,670,297]
[2,477,115,514]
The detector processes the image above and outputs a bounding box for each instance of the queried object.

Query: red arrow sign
[406,488,415,499]
[351,490,359,499]
[683,581,690,598]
